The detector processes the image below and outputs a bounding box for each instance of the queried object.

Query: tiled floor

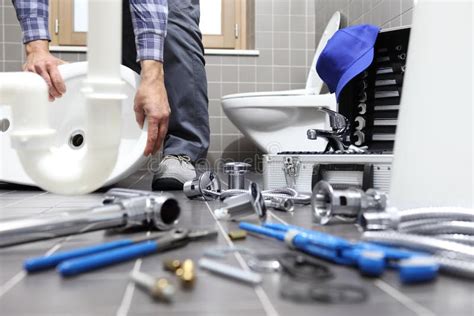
[0,171,473,316]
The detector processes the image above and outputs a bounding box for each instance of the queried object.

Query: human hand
[134,60,170,156]
[23,40,67,101]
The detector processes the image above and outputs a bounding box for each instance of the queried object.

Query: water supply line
[0,0,126,194]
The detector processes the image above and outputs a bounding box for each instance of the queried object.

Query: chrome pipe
[0,195,180,247]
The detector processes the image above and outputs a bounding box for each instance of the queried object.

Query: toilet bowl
[221,12,341,154]
[0,62,148,187]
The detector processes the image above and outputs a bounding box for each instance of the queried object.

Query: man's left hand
[134,60,170,156]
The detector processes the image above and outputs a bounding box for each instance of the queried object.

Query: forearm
[129,0,168,62]
[140,60,164,82]
[12,0,50,44]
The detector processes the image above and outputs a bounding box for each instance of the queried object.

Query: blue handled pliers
[239,222,439,284]
[24,228,217,277]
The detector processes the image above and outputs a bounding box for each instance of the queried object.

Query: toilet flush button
[0,119,10,132]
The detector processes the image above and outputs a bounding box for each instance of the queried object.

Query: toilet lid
[305,11,341,94]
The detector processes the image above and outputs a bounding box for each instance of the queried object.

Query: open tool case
[263,27,410,193]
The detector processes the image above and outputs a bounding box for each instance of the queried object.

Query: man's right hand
[23,40,67,101]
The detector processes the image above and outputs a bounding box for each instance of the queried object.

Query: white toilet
[221,12,341,154]
[0,62,148,187]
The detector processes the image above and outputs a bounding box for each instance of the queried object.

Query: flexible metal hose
[362,231,474,260]
[217,188,311,204]
[362,231,474,278]
[435,234,474,246]
[399,221,474,235]
[398,207,474,223]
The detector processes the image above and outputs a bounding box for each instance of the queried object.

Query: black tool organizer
[338,27,411,152]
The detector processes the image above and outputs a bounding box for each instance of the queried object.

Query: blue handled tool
[23,233,174,272]
[239,222,438,284]
[56,228,217,277]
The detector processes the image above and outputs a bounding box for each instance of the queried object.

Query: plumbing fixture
[311,181,387,225]
[0,0,126,194]
[265,197,295,213]
[0,194,180,247]
[183,171,221,200]
[224,162,251,190]
[130,271,175,302]
[176,259,196,289]
[214,182,267,221]
[307,108,349,152]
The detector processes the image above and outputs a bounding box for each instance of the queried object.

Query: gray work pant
[122,0,210,162]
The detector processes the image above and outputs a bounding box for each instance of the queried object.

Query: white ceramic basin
[0,62,148,187]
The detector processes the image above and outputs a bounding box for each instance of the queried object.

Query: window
[49,0,254,50]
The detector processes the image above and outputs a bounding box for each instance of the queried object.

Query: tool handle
[24,239,133,272]
[239,222,286,241]
[58,241,159,276]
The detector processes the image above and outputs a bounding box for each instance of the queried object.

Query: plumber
[12,0,209,191]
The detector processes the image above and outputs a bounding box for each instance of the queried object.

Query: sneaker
[152,155,196,191]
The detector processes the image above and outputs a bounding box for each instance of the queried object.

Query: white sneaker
[152,155,196,191]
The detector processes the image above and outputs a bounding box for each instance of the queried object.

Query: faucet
[307,107,349,152]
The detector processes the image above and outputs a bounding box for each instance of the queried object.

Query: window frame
[48,0,254,50]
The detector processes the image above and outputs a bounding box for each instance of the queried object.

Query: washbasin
[0,62,148,188]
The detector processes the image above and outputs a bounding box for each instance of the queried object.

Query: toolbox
[263,27,410,193]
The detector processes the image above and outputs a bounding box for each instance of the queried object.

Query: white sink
[0,62,148,188]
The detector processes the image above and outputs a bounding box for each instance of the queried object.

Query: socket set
[338,26,411,152]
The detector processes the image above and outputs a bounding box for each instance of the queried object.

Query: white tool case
[263,153,393,193]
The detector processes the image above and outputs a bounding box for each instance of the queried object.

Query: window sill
[50,46,259,57]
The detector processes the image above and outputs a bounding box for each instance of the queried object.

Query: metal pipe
[224,162,251,190]
[0,195,180,247]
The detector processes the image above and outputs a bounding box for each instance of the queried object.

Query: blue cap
[316,24,380,100]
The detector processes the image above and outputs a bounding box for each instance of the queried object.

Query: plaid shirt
[12,0,168,62]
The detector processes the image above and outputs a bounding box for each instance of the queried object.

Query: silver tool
[265,197,295,213]
[198,258,262,285]
[372,134,396,142]
[224,162,251,190]
[375,90,400,99]
[183,171,221,200]
[0,191,180,247]
[214,182,267,221]
[374,105,399,111]
[311,181,387,225]
[354,116,366,131]
[130,270,175,302]
[374,119,397,126]
[353,130,365,146]
[358,103,367,115]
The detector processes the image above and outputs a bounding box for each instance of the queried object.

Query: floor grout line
[116,259,143,316]
[374,280,437,316]
[203,183,279,316]
[0,191,49,208]
[116,230,150,316]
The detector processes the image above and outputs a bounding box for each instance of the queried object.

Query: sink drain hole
[69,131,85,149]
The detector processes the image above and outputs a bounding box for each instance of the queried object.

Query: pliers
[24,228,217,277]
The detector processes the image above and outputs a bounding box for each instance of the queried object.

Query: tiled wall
[1,0,415,169]
[315,0,415,42]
